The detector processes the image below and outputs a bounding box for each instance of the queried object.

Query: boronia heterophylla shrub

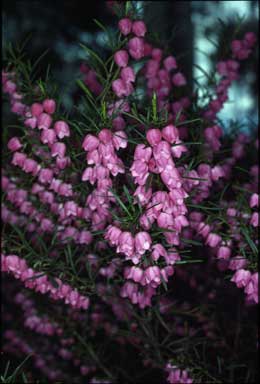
[1,1,258,383]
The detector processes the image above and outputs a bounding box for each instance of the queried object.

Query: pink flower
[78,230,93,245]
[105,225,122,246]
[51,142,66,158]
[229,256,248,270]
[31,103,43,117]
[144,266,161,284]
[151,48,163,62]
[117,232,135,257]
[217,246,231,260]
[23,159,40,175]
[163,56,177,71]
[118,18,132,36]
[64,201,78,217]
[172,72,187,86]
[37,113,52,130]
[41,129,57,145]
[54,121,70,139]
[114,50,129,68]
[7,137,22,152]
[146,129,162,147]
[24,117,37,129]
[231,269,251,288]
[206,233,222,248]
[135,232,152,255]
[120,67,135,83]
[125,266,144,283]
[56,156,71,170]
[82,134,99,151]
[134,186,152,206]
[250,212,258,227]
[42,99,56,114]
[250,193,259,208]
[211,165,224,181]
[151,244,168,261]
[128,37,145,60]
[98,129,113,144]
[132,20,147,37]
[38,168,53,184]
[171,140,187,158]
[162,124,179,143]
[112,131,128,149]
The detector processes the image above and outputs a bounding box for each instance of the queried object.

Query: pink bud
[132,20,147,37]
[54,121,70,139]
[7,137,22,152]
[118,18,132,36]
[114,50,129,68]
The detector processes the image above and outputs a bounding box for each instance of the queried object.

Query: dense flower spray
[1,1,258,383]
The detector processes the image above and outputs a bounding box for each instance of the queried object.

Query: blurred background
[2,0,259,126]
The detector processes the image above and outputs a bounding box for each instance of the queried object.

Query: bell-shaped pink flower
[42,99,56,114]
[54,121,70,139]
[206,233,222,248]
[24,117,37,129]
[172,72,187,86]
[231,269,251,288]
[217,246,231,260]
[37,113,52,130]
[31,103,43,117]
[114,50,129,68]
[135,231,152,255]
[250,193,259,208]
[51,142,66,158]
[163,56,177,71]
[7,137,22,152]
[23,158,40,175]
[132,20,147,37]
[146,129,162,146]
[38,168,53,184]
[82,134,99,152]
[162,124,179,143]
[121,67,135,84]
[128,37,145,60]
[40,129,57,145]
[118,18,132,36]
[117,231,135,257]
